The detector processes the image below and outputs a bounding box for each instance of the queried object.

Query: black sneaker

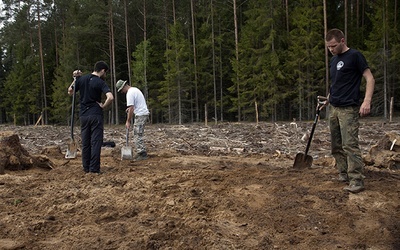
[89,172,103,175]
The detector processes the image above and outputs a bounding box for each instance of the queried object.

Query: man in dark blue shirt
[324,29,375,193]
[68,61,114,174]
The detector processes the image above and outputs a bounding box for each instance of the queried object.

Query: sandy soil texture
[0,120,399,250]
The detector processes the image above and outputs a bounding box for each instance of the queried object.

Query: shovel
[121,128,133,160]
[65,78,77,159]
[293,101,325,169]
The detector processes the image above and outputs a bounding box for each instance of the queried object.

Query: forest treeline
[0,0,399,125]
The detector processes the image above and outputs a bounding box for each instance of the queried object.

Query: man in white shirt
[116,80,150,160]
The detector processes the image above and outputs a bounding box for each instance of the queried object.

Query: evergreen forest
[0,0,399,125]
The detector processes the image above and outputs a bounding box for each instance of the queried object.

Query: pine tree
[285,0,325,121]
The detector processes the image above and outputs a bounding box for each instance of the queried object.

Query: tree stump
[0,131,53,174]
[364,132,400,169]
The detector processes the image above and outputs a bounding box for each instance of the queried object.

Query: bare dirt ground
[0,118,399,250]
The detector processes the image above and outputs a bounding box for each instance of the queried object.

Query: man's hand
[125,121,131,129]
[125,106,134,129]
[359,100,371,117]
[98,92,114,110]
[317,95,329,110]
[73,70,82,78]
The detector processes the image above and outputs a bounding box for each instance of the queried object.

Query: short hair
[325,29,345,42]
[94,61,109,73]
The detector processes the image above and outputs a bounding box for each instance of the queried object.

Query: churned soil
[0,119,399,250]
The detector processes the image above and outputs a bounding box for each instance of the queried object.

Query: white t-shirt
[126,87,149,116]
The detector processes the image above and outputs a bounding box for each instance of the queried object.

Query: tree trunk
[172,0,182,125]
[233,0,240,121]
[344,0,347,41]
[163,0,172,123]
[285,0,289,33]
[190,0,199,122]
[383,0,388,119]
[324,0,329,97]
[211,0,217,124]
[109,0,118,124]
[218,16,224,122]
[37,2,47,125]
[0,131,53,174]
[395,0,398,27]
[124,0,132,85]
[356,0,359,29]
[143,0,149,100]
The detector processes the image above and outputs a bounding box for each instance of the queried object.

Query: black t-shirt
[329,48,369,107]
[74,74,111,116]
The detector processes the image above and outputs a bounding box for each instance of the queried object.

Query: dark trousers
[80,115,104,173]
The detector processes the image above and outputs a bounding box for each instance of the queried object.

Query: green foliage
[0,0,399,124]
[285,0,325,121]
[161,22,191,123]
[231,0,287,121]
[3,39,41,124]
[364,0,400,116]
[132,40,151,95]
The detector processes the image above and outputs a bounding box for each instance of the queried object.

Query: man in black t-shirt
[324,29,375,193]
[68,61,114,174]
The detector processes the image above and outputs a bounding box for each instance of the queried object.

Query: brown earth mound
[0,119,399,249]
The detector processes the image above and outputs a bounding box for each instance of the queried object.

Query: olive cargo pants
[329,106,364,185]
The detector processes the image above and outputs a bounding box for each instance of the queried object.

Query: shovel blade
[293,153,313,169]
[121,146,133,160]
[65,139,77,159]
